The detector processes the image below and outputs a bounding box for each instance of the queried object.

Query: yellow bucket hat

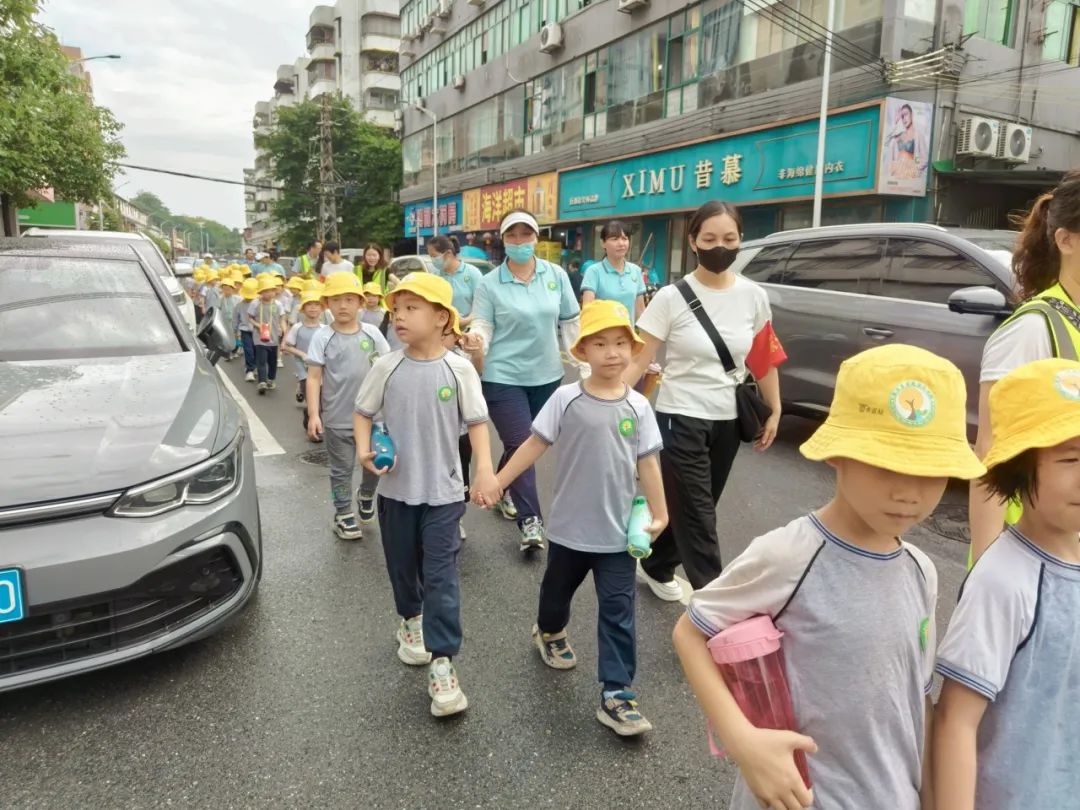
[300,290,325,306]
[193,268,207,283]
[286,276,305,292]
[240,278,259,300]
[272,275,285,287]
[983,359,1080,469]
[256,274,279,293]
[385,272,461,335]
[800,344,985,479]
[362,281,384,299]
[205,269,220,282]
[321,271,364,299]
[220,275,238,289]
[302,278,324,293]
[571,299,645,360]
[240,264,252,276]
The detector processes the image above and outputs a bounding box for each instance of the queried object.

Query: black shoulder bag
[674,278,773,443]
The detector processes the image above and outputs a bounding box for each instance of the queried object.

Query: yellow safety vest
[299,253,314,279]
[969,283,1080,568]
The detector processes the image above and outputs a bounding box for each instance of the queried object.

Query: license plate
[0,568,26,625]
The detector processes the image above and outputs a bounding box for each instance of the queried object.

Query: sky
[40,0,315,229]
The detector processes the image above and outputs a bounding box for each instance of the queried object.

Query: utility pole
[317,94,340,244]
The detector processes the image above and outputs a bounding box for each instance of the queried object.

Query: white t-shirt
[980,313,1054,383]
[636,274,772,420]
[321,259,355,274]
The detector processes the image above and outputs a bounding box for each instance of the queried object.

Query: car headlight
[109,431,244,517]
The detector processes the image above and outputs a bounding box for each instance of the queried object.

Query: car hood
[0,353,225,508]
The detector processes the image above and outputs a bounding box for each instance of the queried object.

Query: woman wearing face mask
[623,200,785,596]
[427,235,483,328]
[465,209,582,554]
[581,220,647,323]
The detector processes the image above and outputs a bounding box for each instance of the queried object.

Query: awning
[932,167,1065,188]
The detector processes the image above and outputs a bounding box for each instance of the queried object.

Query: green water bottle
[626,496,653,559]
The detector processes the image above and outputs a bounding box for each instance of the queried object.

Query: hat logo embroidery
[888,381,936,428]
[613,303,630,320]
[437,385,455,402]
[1053,369,1080,401]
[618,417,636,437]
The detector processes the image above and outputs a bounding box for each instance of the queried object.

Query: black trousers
[458,433,472,499]
[641,413,741,590]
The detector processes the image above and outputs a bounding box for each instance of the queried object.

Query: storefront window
[964,0,1016,46]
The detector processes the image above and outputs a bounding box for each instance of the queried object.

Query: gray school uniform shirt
[688,514,937,810]
[356,350,488,507]
[531,382,661,553]
[247,300,285,346]
[305,323,389,430]
[936,527,1080,810]
[284,322,321,381]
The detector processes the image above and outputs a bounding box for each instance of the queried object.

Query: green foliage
[130,190,242,254]
[0,0,126,208]
[257,97,403,252]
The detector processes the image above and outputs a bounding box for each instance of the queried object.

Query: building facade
[397,0,1079,281]
[245,1,402,249]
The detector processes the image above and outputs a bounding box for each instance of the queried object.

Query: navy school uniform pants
[240,330,256,373]
[537,542,637,692]
[378,496,466,660]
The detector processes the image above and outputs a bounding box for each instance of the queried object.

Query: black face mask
[696,245,739,274]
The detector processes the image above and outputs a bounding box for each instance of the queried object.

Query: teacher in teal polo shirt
[466,209,581,554]
[581,220,647,324]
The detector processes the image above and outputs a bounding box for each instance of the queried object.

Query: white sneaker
[277,355,284,368]
[244,371,256,382]
[519,516,545,552]
[636,561,684,602]
[494,493,518,521]
[458,521,467,541]
[428,657,468,717]
[397,616,431,666]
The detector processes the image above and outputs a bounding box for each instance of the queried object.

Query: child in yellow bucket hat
[246,274,288,393]
[472,299,667,736]
[237,278,259,378]
[673,343,984,810]
[933,358,1080,810]
[354,271,496,718]
[282,290,328,424]
[360,280,392,339]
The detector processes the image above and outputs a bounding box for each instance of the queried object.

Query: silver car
[0,238,261,693]
[731,223,1018,436]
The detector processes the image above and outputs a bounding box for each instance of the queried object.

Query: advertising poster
[877,97,932,197]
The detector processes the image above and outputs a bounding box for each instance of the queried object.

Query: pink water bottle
[706,615,811,788]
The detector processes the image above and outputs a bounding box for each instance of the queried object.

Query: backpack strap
[1015,300,1080,361]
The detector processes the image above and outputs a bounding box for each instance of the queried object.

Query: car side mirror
[947,286,1014,317]
[196,306,234,365]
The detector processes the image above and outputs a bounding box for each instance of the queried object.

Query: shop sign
[404,193,463,238]
[527,173,559,225]
[17,200,77,229]
[557,105,883,220]
[463,180,528,233]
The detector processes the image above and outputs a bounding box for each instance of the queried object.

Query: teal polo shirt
[433,261,484,317]
[581,259,647,324]
[472,258,580,386]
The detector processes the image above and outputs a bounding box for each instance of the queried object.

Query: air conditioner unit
[618,0,649,11]
[400,41,416,58]
[539,23,563,53]
[997,122,1032,164]
[430,19,447,35]
[436,0,452,18]
[453,73,466,90]
[956,116,1000,158]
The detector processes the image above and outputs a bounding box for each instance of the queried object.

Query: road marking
[676,575,692,605]
[216,368,286,457]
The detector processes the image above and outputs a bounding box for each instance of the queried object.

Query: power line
[114,162,283,191]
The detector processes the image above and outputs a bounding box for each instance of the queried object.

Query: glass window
[1044,2,1080,64]
[741,244,793,283]
[606,21,667,133]
[881,239,998,304]
[781,238,886,295]
[0,257,181,360]
[964,0,1015,46]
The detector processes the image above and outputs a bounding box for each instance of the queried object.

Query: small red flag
[746,321,787,380]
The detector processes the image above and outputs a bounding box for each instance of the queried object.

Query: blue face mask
[505,242,536,264]
[432,256,446,272]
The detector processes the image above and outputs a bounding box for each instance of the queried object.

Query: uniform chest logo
[359,338,373,352]
[547,280,558,291]
[437,385,455,402]
[618,417,636,437]
[888,381,936,428]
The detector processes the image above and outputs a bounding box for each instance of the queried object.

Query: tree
[130,189,242,255]
[257,97,403,252]
[0,0,125,231]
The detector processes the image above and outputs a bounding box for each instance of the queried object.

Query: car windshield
[0,255,181,361]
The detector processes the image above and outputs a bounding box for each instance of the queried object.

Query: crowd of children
[194,184,1079,806]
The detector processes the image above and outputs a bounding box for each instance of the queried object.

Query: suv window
[882,239,998,305]
[0,256,181,360]
[781,238,887,294]
[391,257,430,274]
[741,244,792,283]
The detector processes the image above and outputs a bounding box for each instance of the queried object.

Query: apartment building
[397,0,1078,281]
[245,1,402,249]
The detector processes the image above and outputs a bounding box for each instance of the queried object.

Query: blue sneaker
[597,691,653,737]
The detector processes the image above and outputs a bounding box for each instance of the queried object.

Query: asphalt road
[0,357,971,809]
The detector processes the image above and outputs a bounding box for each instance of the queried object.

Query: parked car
[0,238,261,693]
[21,228,197,331]
[729,223,1019,436]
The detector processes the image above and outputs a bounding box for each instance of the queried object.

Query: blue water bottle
[626,496,653,559]
[371,422,396,472]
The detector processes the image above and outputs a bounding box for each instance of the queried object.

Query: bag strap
[674,278,737,374]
